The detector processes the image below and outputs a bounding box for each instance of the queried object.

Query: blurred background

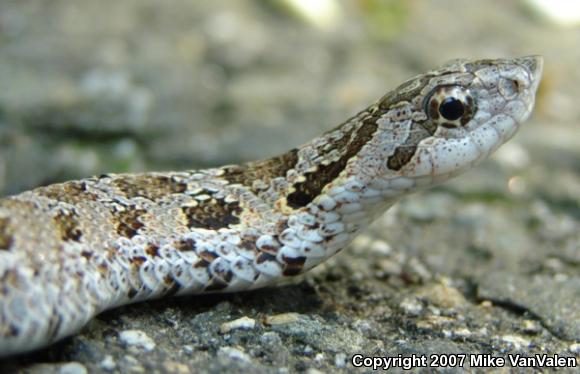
[0,0,578,197]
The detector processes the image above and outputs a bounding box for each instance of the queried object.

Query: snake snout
[515,55,543,92]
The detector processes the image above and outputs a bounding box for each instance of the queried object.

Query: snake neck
[230,105,412,275]
[221,101,388,209]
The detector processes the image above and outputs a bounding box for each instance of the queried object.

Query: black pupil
[439,97,465,121]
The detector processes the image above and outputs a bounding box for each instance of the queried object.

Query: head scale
[279,56,542,210]
[351,55,543,187]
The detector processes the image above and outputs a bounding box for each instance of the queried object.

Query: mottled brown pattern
[258,239,280,255]
[113,175,187,201]
[287,116,379,208]
[193,259,211,269]
[182,196,242,230]
[222,148,299,189]
[212,267,233,284]
[163,277,181,297]
[53,210,83,242]
[282,256,306,276]
[387,145,419,171]
[380,74,433,111]
[145,244,160,257]
[36,181,98,204]
[386,121,435,171]
[0,218,13,250]
[114,208,146,238]
[256,252,276,264]
[127,288,138,299]
[204,279,228,292]
[198,248,219,262]
[130,256,146,266]
[175,238,197,252]
[80,250,93,260]
[240,237,260,253]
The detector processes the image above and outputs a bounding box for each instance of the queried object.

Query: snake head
[353,55,543,188]
[426,55,543,135]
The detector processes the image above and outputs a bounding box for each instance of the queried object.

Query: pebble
[399,297,423,316]
[163,361,191,374]
[314,353,325,363]
[479,300,493,309]
[452,328,472,338]
[182,345,194,354]
[370,239,392,255]
[378,259,402,276]
[59,363,88,374]
[334,353,347,368]
[123,355,144,372]
[119,330,156,351]
[220,316,256,333]
[569,343,580,354]
[521,319,542,334]
[417,284,466,309]
[218,346,252,363]
[501,335,530,350]
[415,316,454,330]
[351,319,373,335]
[260,331,282,345]
[264,312,301,325]
[100,355,116,371]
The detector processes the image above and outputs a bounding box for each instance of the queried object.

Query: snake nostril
[498,78,520,99]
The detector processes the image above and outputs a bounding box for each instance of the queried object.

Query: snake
[0,56,542,357]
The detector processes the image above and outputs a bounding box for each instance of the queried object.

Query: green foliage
[359,0,409,40]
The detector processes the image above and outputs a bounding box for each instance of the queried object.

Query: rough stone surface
[118,330,156,352]
[1,0,579,372]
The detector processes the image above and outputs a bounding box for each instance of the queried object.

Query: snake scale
[0,56,542,356]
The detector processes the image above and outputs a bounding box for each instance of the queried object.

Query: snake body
[0,56,542,356]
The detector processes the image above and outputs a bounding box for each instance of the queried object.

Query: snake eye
[439,97,464,120]
[426,85,475,129]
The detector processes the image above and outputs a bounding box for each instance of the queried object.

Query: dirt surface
[0,0,578,372]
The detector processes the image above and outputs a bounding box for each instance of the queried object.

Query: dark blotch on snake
[287,118,379,208]
[181,193,242,230]
[114,208,146,238]
[282,256,307,276]
[53,211,83,242]
[0,218,14,250]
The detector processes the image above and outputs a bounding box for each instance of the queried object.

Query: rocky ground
[0,0,578,372]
